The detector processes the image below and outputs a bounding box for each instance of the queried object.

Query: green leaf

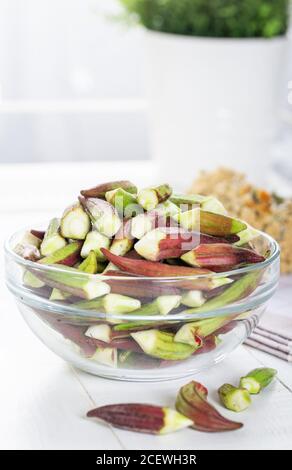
[118,0,289,38]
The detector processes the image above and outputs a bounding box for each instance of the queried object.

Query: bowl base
[19,302,266,381]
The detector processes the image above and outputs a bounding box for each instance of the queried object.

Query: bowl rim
[5,226,280,281]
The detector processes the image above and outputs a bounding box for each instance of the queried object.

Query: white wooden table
[0,162,291,450]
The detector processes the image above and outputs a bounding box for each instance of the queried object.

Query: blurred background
[0,0,291,174]
[0,0,148,163]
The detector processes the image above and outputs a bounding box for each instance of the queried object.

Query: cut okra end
[218,384,251,412]
[38,241,82,266]
[103,293,141,314]
[239,368,277,394]
[40,218,66,256]
[160,408,193,434]
[131,213,154,239]
[170,194,227,216]
[90,347,118,368]
[95,214,121,239]
[49,253,104,301]
[42,266,111,300]
[127,295,181,317]
[14,231,43,262]
[81,231,110,260]
[137,184,172,211]
[234,226,260,247]
[110,237,134,257]
[174,316,230,346]
[85,324,112,343]
[134,228,166,261]
[79,196,122,238]
[156,295,181,315]
[105,187,137,217]
[78,250,105,274]
[60,203,91,240]
[212,277,234,289]
[75,279,111,300]
[23,270,45,288]
[18,231,42,249]
[200,196,228,216]
[40,234,66,257]
[137,188,159,211]
[131,329,197,361]
[75,293,141,315]
[49,288,70,301]
[181,290,206,308]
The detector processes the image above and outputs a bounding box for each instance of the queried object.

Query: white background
[0,0,148,163]
[0,0,291,164]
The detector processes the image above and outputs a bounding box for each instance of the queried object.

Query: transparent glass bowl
[5,229,280,381]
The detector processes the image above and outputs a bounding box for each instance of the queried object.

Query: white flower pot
[145,31,288,188]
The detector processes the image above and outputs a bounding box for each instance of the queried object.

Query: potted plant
[119,0,290,187]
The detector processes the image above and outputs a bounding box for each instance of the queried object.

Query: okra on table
[13,179,269,372]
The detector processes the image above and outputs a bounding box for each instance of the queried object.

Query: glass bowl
[5,228,280,381]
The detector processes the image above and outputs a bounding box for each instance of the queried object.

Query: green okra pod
[174,315,232,346]
[180,270,262,316]
[38,241,82,267]
[218,384,251,412]
[40,218,66,256]
[170,193,206,206]
[27,242,83,291]
[103,293,141,314]
[174,209,246,236]
[109,218,134,256]
[131,329,199,360]
[38,266,110,300]
[74,293,141,314]
[171,194,227,215]
[137,184,172,211]
[105,187,137,217]
[127,295,181,316]
[113,320,161,332]
[78,250,105,274]
[23,270,45,288]
[50,250,102,300]
[118,350,160,369]
[81,231,110,261]
[176,381,243,431]
[80,180,137,199]
[239,368,277,394]
[234,226,260,247]
[181,243,265,271]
